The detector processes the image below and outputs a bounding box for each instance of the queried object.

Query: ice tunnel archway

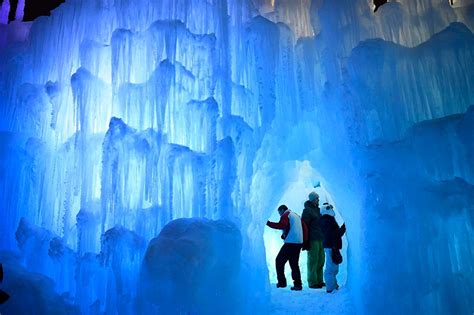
[262,161,348,287]
[245,110,364,303]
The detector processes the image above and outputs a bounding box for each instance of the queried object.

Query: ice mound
[0,251,79,315]
[138,218,242,314]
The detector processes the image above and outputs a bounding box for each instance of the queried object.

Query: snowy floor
[270,284,355,315]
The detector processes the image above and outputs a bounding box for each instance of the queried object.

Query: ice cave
[0,0,473,314]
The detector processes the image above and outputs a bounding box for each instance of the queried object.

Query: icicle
[0,0,10,24]
[15,0,24,21]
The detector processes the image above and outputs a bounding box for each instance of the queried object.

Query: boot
[309,282,325,289]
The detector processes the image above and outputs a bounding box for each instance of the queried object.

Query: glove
[340,223,346,235]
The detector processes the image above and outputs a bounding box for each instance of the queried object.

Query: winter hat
[321,204,335,217]
[308,191,319,202]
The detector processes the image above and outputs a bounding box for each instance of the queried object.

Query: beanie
[308,191,319,202]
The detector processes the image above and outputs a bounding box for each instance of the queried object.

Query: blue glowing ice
[0,0,473,314]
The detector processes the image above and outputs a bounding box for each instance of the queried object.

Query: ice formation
[139,218,242,314]
[0,0,473,314]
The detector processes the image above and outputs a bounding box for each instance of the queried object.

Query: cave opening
[262,161,348,288]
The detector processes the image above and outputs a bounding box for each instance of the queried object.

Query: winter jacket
[320,208,345,249]
[301,200,323,241]
[267,210,308,245]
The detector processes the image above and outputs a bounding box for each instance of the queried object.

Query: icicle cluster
[0,0,473,314]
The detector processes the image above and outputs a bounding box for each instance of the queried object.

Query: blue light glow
[0,1,473,314]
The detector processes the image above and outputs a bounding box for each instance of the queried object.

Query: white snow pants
[324,248,339,292]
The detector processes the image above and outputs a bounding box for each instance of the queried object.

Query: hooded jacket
[301,200,323,241]
[320,207,345,249]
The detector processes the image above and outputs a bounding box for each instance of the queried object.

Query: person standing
[320,203,346,293]
[302,191,325,289]
[266,205,308,291]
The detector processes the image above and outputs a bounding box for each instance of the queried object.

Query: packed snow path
[270,285,355,315]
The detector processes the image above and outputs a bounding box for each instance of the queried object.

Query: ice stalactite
[15,0,24,22]
[0,0,9,25]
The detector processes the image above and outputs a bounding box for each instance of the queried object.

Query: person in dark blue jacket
[302,191,325,289]
[320,203,346,293]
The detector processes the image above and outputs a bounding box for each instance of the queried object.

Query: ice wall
[0,0,473,314]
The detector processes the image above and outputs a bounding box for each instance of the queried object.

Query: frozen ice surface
[346,22,474,143]
[15,218,76,295]
[0,0,473,314]
[99,226,145,314]
[138,218,243,314]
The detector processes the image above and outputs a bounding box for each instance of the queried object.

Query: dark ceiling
[5,0,392,23]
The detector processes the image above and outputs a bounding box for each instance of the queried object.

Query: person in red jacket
[266,205,308,290]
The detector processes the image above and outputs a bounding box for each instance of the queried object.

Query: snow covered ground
[270,285,355,315]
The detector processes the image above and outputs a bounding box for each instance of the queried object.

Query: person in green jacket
[301,191,325,288]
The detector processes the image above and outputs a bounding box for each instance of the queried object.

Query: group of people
[266,192,346,293]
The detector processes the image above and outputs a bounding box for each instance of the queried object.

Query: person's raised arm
[266,211,289,230]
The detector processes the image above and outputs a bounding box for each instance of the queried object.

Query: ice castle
[0,0,473,314]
